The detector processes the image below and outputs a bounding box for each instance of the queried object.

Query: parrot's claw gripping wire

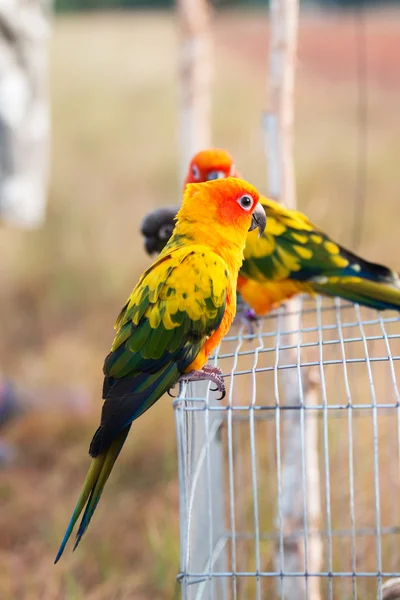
[245,308,258,322]
[243,308,259,335]
[234,305,259,337]
[169,365,226,401]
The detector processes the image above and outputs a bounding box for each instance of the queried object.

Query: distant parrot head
[140,206,177,255]
[141,149,252,256]
[185,148,239,185]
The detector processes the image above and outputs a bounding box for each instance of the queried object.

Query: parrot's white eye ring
[191,164,200,180]
[237,194,254,211]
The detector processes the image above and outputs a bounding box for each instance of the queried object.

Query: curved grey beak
[249,202,266,237]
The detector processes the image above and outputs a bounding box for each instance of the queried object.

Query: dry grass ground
[0,8,399,599]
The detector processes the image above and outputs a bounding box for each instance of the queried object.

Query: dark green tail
[54,426,130,563]
[311,276,400,312]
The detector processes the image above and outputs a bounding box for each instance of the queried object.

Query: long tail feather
[311,277,400,312]
[74,426,130,547]
[54,426,130,563]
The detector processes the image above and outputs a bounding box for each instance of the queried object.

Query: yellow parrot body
[237,275,309,314]
[112,244,236,377]
[55,178,264,561]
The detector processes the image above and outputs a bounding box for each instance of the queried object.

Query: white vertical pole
[266,1,322,598]
[266,0,298,208]
[0,1,50,229]
[177,0,212,182]
[176,3,226,598]
[175,383,228,600]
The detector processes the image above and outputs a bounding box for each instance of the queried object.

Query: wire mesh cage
[174,296,400,600]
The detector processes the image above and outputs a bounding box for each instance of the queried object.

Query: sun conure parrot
[54,178,266,562]
[141,148,400,315]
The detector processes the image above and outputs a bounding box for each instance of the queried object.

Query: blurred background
[0,0,399,598]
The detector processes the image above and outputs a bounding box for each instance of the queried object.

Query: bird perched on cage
[141,148,400,315]
[54,177,266,562]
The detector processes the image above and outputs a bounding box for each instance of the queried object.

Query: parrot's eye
[159,224,174,240]
[237,194,253,211]
[191,164,200,180]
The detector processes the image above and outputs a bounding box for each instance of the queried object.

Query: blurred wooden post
[177,0,212,181]
[0,1,50,229]
[265,1,322,598]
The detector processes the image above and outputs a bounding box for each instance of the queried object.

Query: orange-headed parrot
[55,177,266,562]
[141,148,400,315]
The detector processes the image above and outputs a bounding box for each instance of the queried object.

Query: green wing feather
[139,201,400,312]
[55,246,229,562]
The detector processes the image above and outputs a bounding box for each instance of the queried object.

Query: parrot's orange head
[175,178,266,255]
[185,149,239,186]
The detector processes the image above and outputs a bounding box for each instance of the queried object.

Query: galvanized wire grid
[174,296,400,600]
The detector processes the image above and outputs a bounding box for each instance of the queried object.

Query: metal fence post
[175,381,228,600]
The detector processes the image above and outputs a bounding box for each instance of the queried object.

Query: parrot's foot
[243,308,258,326]
[244,308,258,323]
[169,365,226,400]
[234,305,259,336]
[244,308,260,336]
[181,366,226,400]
